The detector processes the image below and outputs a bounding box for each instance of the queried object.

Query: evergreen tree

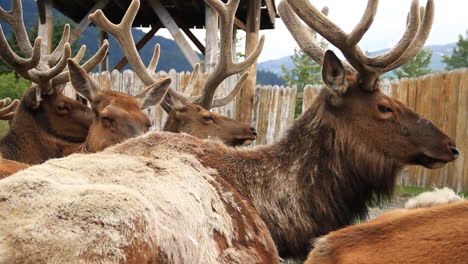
[394,48,432,79]
[281,47,324,89]
[442,30,468,70]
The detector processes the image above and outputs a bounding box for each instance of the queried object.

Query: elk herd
[0,0,465,263]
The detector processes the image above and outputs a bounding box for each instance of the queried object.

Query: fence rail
[64,68,468,191]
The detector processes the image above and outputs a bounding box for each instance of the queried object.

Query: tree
[442,30,468,70]
[393,48,433,79]
[281,46,324,89]
[281,39,328,118]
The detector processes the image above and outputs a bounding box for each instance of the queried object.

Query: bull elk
[0,0,460,262]
[89,0,260,146]
[0,0,108,164]
[305,191,467,264]
[66,59,171,153]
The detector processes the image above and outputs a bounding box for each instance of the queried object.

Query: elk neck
[196,91,403,258]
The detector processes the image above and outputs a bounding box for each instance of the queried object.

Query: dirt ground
[367,192,416,220]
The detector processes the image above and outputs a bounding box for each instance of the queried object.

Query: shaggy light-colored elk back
[404,187,465,209]
[0,132,276,263]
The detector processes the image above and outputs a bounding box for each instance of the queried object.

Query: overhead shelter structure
[36,0,277,122]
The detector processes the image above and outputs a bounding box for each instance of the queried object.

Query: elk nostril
[449,144,459,159]
[251,128,257,136]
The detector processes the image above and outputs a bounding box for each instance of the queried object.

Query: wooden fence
[64,68,468,191]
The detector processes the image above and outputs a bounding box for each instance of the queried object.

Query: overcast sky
[147,0,468,63]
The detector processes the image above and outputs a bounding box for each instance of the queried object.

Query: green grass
[395,185,432,195]
[396,185,466,198]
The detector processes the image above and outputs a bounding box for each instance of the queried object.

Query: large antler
[193,0,265,109]
[280,0,434,91]
[0,97,19,120]
[90,0,264,110]
[0,0,109,94]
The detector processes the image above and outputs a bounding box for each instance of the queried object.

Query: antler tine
[72,45,87,64]
[211,72,248,108]
[0,98,19,120]
[52,40,109,86]
[27,43,71,84]
[382,0,434,72]
[0,0,33,55]
[0,25,41,73]
[279,2,355,74]
[147,44,160,73]
[193,0,265,109]
[46,24,71,66]
[357,0,421,69]
[183,63,200,96]
[89,0,157,86]
[346,1,378,48]
[0,97,11,108]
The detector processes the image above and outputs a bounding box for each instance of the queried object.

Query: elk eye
[378,105,393,113]
[203,115,213,121]
[101,116,113,123]
[56,104,68,112]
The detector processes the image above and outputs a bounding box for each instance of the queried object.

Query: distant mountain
[257,70,285,86]
[258,56,294,76]
[258,43,457,80]
[368,43,456,72]
[0,0,197,72]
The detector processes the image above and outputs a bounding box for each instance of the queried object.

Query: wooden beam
[69,0,111,45]
[148,0,201,67]
[180,26,205,56]
[37,0,53,55]
[205,4,218,73]
[238,0,261,123]
[234,17,246,31]
[99,30,109,72]
[263,0,277,26]
[113,25,161,71]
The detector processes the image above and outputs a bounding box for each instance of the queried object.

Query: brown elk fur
[0,85,92,164]
[305,201,468,264]
[110,63,455,259]
[0,157,29,179]
[164,103,257,146]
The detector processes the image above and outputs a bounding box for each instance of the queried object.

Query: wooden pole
[99,30,109,72]
[113,25,161,71]
[148,0,201,67]
[239,0,261,123]
[205,4,218,73]
[180,26,205,56]
[69,0,110,45]
[37,0,53,55]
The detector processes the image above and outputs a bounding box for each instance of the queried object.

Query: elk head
[89,0,261,146]
[67,59,171,152]
[279,0,459,169]
[164,103,257,146]
[0,0,109,145]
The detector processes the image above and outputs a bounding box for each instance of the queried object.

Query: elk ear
[322,50,347,105]
[135,77,171,109]
[67,59,101,102]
